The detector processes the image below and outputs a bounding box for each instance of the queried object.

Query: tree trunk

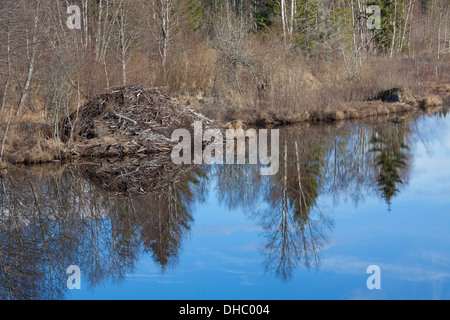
[95,0,104,61]
[390,0,397,59]
[16,1,40,115]
[82,0,89,49]
[0,103,14,164]
[289,0,295,35]
[280,0,287,42]
[119,5,127,86]
[1,23,11,113]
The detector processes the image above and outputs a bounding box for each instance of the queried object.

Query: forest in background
[0,0,449,164]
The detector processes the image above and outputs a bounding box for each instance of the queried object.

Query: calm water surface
[1,109,449,300]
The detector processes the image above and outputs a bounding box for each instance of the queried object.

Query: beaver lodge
[62,86,215,160]
[59,87,216,195]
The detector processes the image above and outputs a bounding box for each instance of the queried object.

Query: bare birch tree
[16,0,41,115]
[113,0,139,86]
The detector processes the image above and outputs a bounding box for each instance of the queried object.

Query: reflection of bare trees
[213,117,417,280]
[213,132,333,281]
[138,174,203,270]
[318,120,414,209]
[263,142,298,281]
[0,162,205,299]
[260,139,332,281]
[324,125,375,207]
[211,142,330,281]
[0,166,108,299]
[214,162,262,210]
[0,116,423,298]
[75,158,208,270]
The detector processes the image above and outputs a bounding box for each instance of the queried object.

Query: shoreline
[243,99,448,126]
[0,84,448,167]
[190,83,450,126]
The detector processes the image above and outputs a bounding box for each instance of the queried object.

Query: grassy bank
[0,79,447,166]
[173,48,450,125]
[0,109,63,164]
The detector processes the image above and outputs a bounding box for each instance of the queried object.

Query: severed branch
[113,114,137,125]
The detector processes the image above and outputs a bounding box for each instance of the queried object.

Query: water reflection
[0,109,448,299]
[0,162,206,299]
[369,123,411,210]
[259,140,332,281]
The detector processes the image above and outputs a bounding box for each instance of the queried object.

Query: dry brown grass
[434,84,450,97]
[0,108,62,164]
[182,48,450,126]
[420,95,444,109]
[225,119,245,130]
[13,139,63,164]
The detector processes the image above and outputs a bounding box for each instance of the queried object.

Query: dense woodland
[0,0,449,164]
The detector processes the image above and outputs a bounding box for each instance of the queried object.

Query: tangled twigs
[61,86,216,160]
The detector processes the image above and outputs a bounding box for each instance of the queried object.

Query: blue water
[71,113,450,300]
[1,111,449,300]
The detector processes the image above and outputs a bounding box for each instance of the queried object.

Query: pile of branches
[62,86,215,159]
[70,156,204,196]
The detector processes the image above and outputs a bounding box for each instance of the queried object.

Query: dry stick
[113,114,137,124]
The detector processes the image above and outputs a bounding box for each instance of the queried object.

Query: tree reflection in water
[369,122,411,210]
[211,118,416,280]
[0,115,425,298]
[0,162,206,299]
[260,140,332,282]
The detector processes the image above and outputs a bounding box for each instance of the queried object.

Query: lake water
[1,108,449,300]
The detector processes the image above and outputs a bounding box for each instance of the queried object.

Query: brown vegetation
[61,86,215,160]
[0,0,449,165]
[419,95,444,109]
[0,109,62,164]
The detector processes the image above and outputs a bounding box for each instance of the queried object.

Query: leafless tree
[16,0,41,115]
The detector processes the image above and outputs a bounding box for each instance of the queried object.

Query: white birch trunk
[390,0,398,59]
[281,0,287,42]
[1,24,11,113]
[17,1,40,114]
